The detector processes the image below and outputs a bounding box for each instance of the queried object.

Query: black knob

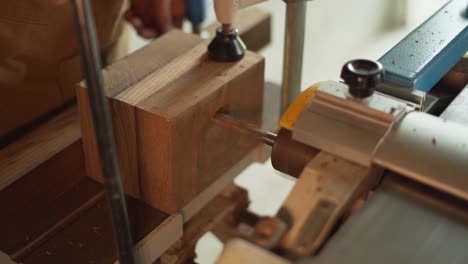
[208,28,246,62]
[341,59,384,98]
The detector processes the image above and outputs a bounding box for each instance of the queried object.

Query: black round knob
[341,59,384,98]
[208,28,245,62]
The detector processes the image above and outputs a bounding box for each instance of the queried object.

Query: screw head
[252,217,288,249]
[207,28,246,62]
[255,217,279,238]
[341,59,384,98]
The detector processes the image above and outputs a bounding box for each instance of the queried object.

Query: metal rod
[281,0,307,113]
[213,112,277,146]
[70,1,135,263]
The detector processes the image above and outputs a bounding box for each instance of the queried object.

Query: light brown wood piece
[76,30,203,198]
[76,89,142,197]
[180,146,261,222]
[161,185,249,264]
[217,239,290,264]
[133,46,264,213]
[130,214,183,264]
[78,30,265,213]
[0,106,81,191]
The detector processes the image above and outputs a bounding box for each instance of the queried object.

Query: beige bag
[0,0,128,138]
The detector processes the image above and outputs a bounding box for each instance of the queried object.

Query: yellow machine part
[279,82,322,130]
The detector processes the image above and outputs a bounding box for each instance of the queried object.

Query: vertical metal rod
[281,1,307,113]
[70,1,135,263]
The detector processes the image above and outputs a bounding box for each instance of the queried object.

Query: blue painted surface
[379,0,468,92]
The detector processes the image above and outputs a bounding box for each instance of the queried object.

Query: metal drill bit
[213,112,277,146]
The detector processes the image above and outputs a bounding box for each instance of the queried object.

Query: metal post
[70,1,135,263]
[281,0,307,113]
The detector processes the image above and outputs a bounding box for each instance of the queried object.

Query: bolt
[207,27,245,62]
[341,59,384,98]
[255,217,278,238]
[252,216,288,249]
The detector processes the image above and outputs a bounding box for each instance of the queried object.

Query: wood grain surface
[0,107,81,191]
[134,47,264,213]
[0,141,89,257]
[76,31,203,199]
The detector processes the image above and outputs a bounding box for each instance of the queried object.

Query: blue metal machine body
[379,0,468,92]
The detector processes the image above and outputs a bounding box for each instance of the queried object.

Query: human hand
[126,0,185,38]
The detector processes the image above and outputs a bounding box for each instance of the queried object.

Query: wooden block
[77,30,203,199]
[77,89,142,198]
[77,30,265,213]
[132,214,183,264]
[126,44,264,213]
[17,195,179,264]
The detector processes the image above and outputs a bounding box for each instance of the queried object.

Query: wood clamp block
[77,30,265,214]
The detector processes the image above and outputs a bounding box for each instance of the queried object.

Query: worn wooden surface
[0,141,87,257]
[0,106,81,191]
[17,195,173,264]
[161,185,249,264]
[0,138,181,264]
[78,30,265,213]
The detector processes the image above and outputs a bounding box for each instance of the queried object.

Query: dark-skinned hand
[126,0,185,38]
